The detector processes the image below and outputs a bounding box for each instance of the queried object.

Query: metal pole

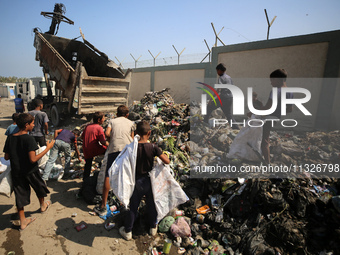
[211,23,225,47]
[201,39,213,63]
[148,50,161,67]
[130,53,142,68]
[264,9,277,40]
[115,56,125,69]
[211,23,218,47]
[216,27,224,47]
[172,45,186,65]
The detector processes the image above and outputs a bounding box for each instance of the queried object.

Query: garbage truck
[32,3,131,126]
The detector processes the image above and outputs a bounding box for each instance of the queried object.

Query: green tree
[0,76,28,83]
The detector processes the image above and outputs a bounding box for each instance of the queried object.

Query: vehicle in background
[15,77,56,103]
[0,83,16,99]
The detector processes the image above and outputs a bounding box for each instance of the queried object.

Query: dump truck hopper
[33,30,131,126]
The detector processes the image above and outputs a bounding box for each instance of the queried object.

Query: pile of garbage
[45,89,340,254]
[129,88,191,179]
[124,90,340,255]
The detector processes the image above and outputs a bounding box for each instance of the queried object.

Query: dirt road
[0,99,141,255]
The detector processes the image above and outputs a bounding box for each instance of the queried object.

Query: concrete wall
[154,69,205,103]
[213,42,329,131]
[129,72,151,104]
[211,30,340,130]
[129,30,340,130]
[130,63,209,104]
[216,43,328,78]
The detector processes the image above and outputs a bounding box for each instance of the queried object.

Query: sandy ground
[0,99,143,255]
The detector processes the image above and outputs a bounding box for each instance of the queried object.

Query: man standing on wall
[204,63,239,129]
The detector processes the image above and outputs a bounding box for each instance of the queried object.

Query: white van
[16,77,55,102]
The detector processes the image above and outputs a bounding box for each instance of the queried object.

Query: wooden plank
[81,80,129,88]
[81,87,128,93]
[80,97,127,104]
[79,106,120,114]
[82,76,131,83]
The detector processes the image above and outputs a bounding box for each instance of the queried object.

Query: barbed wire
[122,53,209,69]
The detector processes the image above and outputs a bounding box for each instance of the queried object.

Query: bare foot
[41,200,51,213]
[20,217,36,231]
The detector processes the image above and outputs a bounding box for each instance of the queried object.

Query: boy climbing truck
[32,3,132,126]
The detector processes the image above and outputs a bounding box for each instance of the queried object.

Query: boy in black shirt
[3,113,55,230]
[119,121,170,240]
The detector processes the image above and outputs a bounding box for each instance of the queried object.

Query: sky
[0,0,340,78]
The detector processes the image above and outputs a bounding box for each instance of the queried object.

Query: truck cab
[16,77,55,103]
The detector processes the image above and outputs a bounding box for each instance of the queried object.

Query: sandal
[41,200,51,213]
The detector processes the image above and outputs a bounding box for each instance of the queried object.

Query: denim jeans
[42,139,71,181]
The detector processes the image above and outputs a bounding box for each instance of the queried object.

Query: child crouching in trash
[119,121,170,240]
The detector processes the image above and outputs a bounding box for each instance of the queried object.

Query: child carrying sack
[108,136,189,222]
[108,136,138,208]
[149,157,189,222]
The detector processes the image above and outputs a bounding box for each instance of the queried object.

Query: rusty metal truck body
[33,30,131,126]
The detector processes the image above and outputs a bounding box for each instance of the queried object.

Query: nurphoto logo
[198,83,312,128]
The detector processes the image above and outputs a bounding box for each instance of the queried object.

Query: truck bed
[34,31,131,116]
[76,68,131,115]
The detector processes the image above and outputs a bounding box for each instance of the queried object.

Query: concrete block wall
[129,30,340,130]
[129,63,210,105]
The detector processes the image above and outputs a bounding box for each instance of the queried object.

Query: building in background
[0,83,16,99]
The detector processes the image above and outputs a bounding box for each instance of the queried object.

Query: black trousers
[83,157,93,180]
[124,175,157,232]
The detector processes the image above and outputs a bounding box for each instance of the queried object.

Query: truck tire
[51,105,60,127]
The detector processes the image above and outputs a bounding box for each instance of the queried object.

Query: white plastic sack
[96,150,109,194]
[0,157,10,173]
[36,146,50,169]
[227,116,263,162]
[150,158,189,222]
[0,164,12,197]
[49,164,64,180]
[108,136,189,220]
[108,137,138,208]
[0,162,7,174]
